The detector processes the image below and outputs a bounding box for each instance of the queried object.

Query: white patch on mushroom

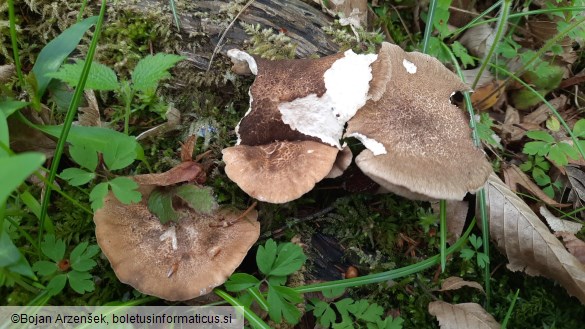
[279,50,377,148]
[227,49,258,75]
[307,149,315,154]
[159,226,178,250]
[347,132,387,155]
[235,90,253,145]
[402,59,417,74]
[208,246,221,258]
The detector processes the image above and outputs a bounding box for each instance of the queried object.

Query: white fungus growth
[347,132,387,155]
[159,226,178,250]
[227,49,258,75]
[402,59,417,74]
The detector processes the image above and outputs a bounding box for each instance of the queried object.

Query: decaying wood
[124,0,340,70]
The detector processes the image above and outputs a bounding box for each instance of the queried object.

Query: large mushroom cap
[222,140,338,203]
[346,42,491,200]
[94,185,260,301]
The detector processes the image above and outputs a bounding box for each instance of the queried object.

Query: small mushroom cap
[346,42,491,200]
[222,140,338,203]
[94,185,260,301]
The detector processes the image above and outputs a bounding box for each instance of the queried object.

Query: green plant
[519,155,561,198]
[47,53,184,134]
[224,239,307,326]
[309,289,404,329]
[460,234,489,269]
[523,130,581,167]
[32,234,99,295]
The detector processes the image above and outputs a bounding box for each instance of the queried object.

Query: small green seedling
[309,290,404,329]
[523,130,580,167]
[460,234,489,269]
[225,239,307,326]
[32,234,100,295]
[519,155,561,198]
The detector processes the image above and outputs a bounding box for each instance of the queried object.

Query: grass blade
[422,0,438,53]
[8,0,24,86]
[214,289,270,329]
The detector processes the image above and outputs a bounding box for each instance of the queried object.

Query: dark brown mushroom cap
[94,185,260,301]
[346,42,491,200]
[236,53,344,146]
[222,140,338,203]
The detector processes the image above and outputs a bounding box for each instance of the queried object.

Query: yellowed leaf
[484,173,585,303]
[428,301,499,329]
[438,276,485,293]
[503,164,571,208]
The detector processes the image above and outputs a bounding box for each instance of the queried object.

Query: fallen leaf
[483,172,585,303]
[0,64,15,83]
[133,161,205,186]
[566,165,585,204]
[78,90,101,127]
[181,135,197,162]
[499,105,525,142]
[540,206,583,234]
[471,80,505,111]
[503,164,571,207]
[522,95,567,125]
[459,24,495,58]
[432,200,468,245]
[438,276,484,293]
[462,68,493,89]
[555,232,585,264]
[136,106,181,140]
[428,301,499,329]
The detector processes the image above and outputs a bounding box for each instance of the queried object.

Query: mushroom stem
[159,226,178,250]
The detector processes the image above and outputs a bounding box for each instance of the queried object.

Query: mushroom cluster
[94,163,260,301]
[223,42,492,203]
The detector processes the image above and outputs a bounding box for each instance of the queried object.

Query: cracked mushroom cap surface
[346,42,492,200]
[94,185,260,301]
[222,140,339,203]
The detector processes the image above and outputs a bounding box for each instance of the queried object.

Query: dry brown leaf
[566,165,585,204]
[0,64,15,83]
[180,135,197,162]
[540,206,583,234]
[500,105,525,141]
[438,276,485,293]
[78,90,101,127]
[471,80,505,111]
[133,161,205,186]
[522,95,567,125]
[555,232,585,264]
[484,172,585,303]
[428,301,499,329]
[462,68,493,88]
[432,200,468,245]
[503,164,571,207]
[459,24,495,58]
[136,106,181,140]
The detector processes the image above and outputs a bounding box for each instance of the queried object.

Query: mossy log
[124,0,340,70]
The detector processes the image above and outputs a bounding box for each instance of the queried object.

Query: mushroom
[223,48,377,203]
[94,182,260,301]
[223,140,338,203]
[325,143,353,179]
[345,42,492,200]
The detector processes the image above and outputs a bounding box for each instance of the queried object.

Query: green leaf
[256,239,278,276]
[322,286,346,299]
[548,144,568,166]
[573,119,585,138]
[558,142,580,160]
[47,274,68,295]
[0,100,29,117]
[40,125,138,170]
[0,231,21,267]
[90,182,109,211]
[347,299,384,322]
[0,153,46,205]
[532,167,551,186]
[109,177,141,205]
[225,273,260,292]
[131,53,184,93]
[68,270,95,294]
[41,234,66,263]
[70,242,99,272]
[476,253,490,269]
[469,235,482,249]
[267,285,302,324]
[32,261,58,276]
[247,286,269,312]
[451,42,474,68]
[526,130,555,143]
[269,242,307,276]
[460,248,475,261]
[60,168,95,186]
[32,16,98,98]
[46,60,119,91]
[148,187,180,224]
[523,141,548,156]
[335,298,354,323]
[8,255,36,279]
[518,161,533,172]
[377,316,404,329]
[102,138,138,171]
[175,185,218,215]
[313,301,336,328]
[69,143,98,171]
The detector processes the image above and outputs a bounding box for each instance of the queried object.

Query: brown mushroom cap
[222,140,338,203]
[325,144,353,179]
[345,42,491,200]
[94,185,260,301]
